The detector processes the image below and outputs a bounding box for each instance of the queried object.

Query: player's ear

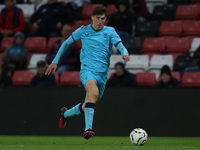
[91,15,94,21]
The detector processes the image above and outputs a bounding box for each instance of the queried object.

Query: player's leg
[82,79,99,139]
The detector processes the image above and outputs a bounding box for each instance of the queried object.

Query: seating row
[11,70,200,87]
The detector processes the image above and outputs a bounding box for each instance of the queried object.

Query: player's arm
[116,42,130,62]
[45,36,75,75]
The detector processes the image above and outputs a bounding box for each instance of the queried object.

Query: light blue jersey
[52,24,129,73]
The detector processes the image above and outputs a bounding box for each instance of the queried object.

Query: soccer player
[45,6,130,140]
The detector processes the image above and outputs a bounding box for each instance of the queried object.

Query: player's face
[161,73,171,83]
[91,14,106,30]
[115,65,124,76]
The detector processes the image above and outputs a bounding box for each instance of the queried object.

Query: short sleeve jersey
[72,24,125,72]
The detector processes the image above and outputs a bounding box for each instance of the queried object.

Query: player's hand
[122,55,130,62]
[45,63,57,75]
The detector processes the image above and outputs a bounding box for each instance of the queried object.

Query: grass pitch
[0,136,199,150]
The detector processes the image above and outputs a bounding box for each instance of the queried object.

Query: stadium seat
[24,37,47,53]
[121,37,143,54]
[146,2,163,14]
[107,4,117,18]
[182,72,200,87]
[158,71,181,81]
[47,37,62,51]
[149,55,173,70]
[0,37,13,51]
[81,4,103,19]
[175,5,199,20]
[59,71,81,86]
[109,54,125,69]
[28,54,47,69]
[125,55,149,73]
[189,38,200,55]
[71,20,88,31]
[141,37,165,54]
[136,72,156,87]
[51,71,59,85]
[168,0,191,4]
[12,71,35,86]
[135,21,160,37]
[152,5,177,21]
[16,4,34,19]
[0,53,3,64]
[159,21,182,36]
[165,37,190,54]
[173,55,197,71]
[182,20,200,36]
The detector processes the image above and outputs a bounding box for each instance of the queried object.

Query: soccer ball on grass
[129,128,148,146]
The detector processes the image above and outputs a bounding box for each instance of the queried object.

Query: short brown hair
[93,6,108,17]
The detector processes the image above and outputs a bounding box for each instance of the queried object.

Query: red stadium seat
[71,20,88,31]
[81,4,103,19]
[158,72,181,81]
[59,71,80,86]
[47,37,62,51]
[0,37,13,51]
[182,72,200,87]
[136,72,156,87]
[24,37,47,53]
[165,37,190,54]
[12,71,35,85]
[51,71,59,85]
[159,21,182,36]
[141,37,165,54]
[0,53,3,64]
[175,5,199,20]
[182,20,200,36]
[107,4,117,18]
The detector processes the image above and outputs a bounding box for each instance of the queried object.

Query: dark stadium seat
[107,4,117,18]
[159,21,182,36]
[168,53,185,62]
[173,55,197,71]
[158,72,181,81]
[121,37,143,54]
[81,4,103,19]
[0,53,3,64]
[12,71,35,86]
[175,5,199,20]
[182,20,200,36]
[182,72,200,87]
[168,0,191,5]
[141,37,165,54]
[0,37,13,51]
[47,37,62,51]
[165,37,190,54]
[135,21,160,37]
[71,20,88,31]
[136,72,156,87]
[51,71,59,85]
[24,37,47,53]
[152,5,177,21]
[59,71,81,86]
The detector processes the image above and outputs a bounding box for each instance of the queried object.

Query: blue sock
[64,103,84,118]
[84,102,95,131]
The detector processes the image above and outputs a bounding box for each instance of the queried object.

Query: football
[129,128,148,146]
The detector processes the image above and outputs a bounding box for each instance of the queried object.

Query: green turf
[0,136,199,150]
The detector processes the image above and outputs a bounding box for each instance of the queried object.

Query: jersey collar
[91,24,104,32]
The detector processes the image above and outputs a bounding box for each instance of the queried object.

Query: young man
[45,6,130,140]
